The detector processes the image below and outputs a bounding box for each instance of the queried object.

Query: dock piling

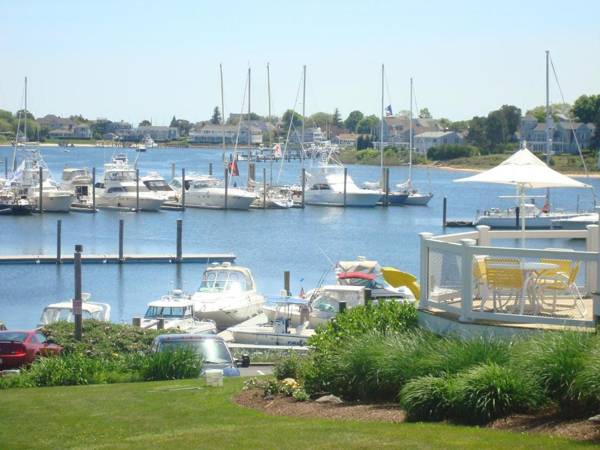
[132,317,141,327]
[209,162,213,176]
[171,163,176,181]
[263,167,267,209]
[181,168,186,210]
[343,168,347,207]
[515,206,520,229]
[442,197,447,228]
[38,166,43,213]
[118,219,124,262]
[4,156,7,178]
[176,219,183,262]
[157,318,165,330]
[384,168,390,207]
[339,301,347,313]
[301,168,306,208]
[248,163,255,189]
[284,270,290,296]
[92,167,96,211]
[135,168,140,212]
[224,168,229,210]
[56,220,62,264]
[74,244,83,340]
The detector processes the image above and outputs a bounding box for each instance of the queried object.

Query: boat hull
[35,193,74,212]
[305,191,381,207]
[229,325,313,346]
[184,188,256,210]
[404,193,433,206]
[192,295,265,329]
[476,214,580,229]
[96,194,164,211]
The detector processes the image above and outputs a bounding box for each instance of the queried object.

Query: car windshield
[159,339,231,364]
[0,332,28,342]
[199,270,249,293]
[39,307,97,325]
[145,306,190,318]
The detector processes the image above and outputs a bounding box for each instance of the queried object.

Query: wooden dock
[0,253,236,265]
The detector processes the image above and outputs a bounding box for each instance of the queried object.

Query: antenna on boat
[220,63,225,154]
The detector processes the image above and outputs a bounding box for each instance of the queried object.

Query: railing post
[586,224,599,295]
[176,219,183,262]
[459,238,476,322]
[56,219,62,264]
[476,225,491,247]
[118,219,124,262]
[594,223,600,326]
[418,232,434,310]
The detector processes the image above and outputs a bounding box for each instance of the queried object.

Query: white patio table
[517,262,559,315]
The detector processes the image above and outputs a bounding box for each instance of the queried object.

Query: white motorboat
[227,298,315,347]
[252,186,294,209]
[142,171,178,202]
[95,154,167,211]
[141,289,217,334]
[474,203,581,229]
[61,167,93,202]
[170,174,257,210]
[551,213,599,230]
[304,156,380,207]
[191,263,265,329]
[262,285,367,328]
[5,149,74,212]
[39,293,111,326]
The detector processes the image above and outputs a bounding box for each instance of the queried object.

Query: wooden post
[262,167,267,209]
[515,206,520,229]
[338,301,347,313]
[176,219,183,262]
[132,317,141,327]
[92,167,96,211]
[135,168,140,212]
[343,167,347,207]
[209,162,213,176]
[248,163,255,189]
[56,220,62,264]
[284,270,290,296]
[181,168,186,210]
[73,244,83,340]
[419,232,434,310]
[364,288,372,305]
[442,197,447,227]
[171,163,176,181]
[586,224,599,295]
[301,168,306,208]
[38,166,43,213]
[459,238,476,322]
[224,168,229,210]
[118,219,124,262]
[157,318,165,330]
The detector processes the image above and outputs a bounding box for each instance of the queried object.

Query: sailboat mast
[409,77,413,184]
[267,63,272,123]
[24,76,28,143]
[380,64,384,187]
[301,64,306,167]
[248,66,251,120]
[545,50,551,164]
[220,64,225,152]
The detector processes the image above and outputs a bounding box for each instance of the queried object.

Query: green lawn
[0,379,592,449]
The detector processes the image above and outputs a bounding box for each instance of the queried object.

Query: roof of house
[415,131,456,139]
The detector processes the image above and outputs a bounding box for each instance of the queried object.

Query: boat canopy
[336,260,379,274]
[337,272,376,281]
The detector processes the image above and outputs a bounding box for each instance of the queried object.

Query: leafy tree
[91,119,113,139]
[499,105,521,138]
[419,108,432,119]
[572,95,600,124]
[485,110,508,149]
[281,109,303,130]
[356,115,379,135]
[466,116,488,149]
[15,109,35,121]
[169,116,177,128]
[344,110,363,132]
[0,118,13,134]
[172,119,191,137]
[526,103,572,123]
[0,109,14,124]
[332,108,342,127]
[427,144,479,160]
[139,120,152,127]
[308,112,332,129]
[356,134,373,150]
[69,114,89,124]
[211,107,222,125]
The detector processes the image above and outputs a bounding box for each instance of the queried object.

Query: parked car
[0,330,62,370]
[151,334,249,377]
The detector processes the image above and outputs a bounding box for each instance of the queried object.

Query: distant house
[46,124,92,140]
[188,124,262,145]
[520,115,595,153]
[136,126,179,142]
[382,116,443,146]
[414,131,463,154]
[289,127,326,144]
[333,133,359,147]
[37,114,75,131]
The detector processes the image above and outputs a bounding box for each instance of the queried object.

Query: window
[36,332,47,344]
[199,270,250,293]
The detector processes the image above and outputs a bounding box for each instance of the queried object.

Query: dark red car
[0,330,62,370]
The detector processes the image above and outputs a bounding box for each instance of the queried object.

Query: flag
[228,159,239,176]
[385,105,393,116]
[273,143,282,158]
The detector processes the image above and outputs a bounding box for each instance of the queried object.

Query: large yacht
[190,263,265,329]
[170,174,257,210]
[5,149,73,212]
[304,153,381,207]
[61,167,93,203]
[95,155,167,211]
[141,172,178,202]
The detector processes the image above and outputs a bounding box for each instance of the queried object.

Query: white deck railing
[419,225,600,328]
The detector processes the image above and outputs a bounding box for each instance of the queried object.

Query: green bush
[453,363,540,424]
[573,339,600,412]
[273,352,304,381]
[141,347,202,381]
[427,144,479,161]
[400,375,457,422]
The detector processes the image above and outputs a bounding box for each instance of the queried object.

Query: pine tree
[169,116,177,127]
[332,108,342,127]
[211,107,222,125]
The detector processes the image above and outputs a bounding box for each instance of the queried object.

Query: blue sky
[1,0,599,125]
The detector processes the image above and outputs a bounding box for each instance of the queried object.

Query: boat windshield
[145,306,190,318]
[159,339,231,364]
[337,277,384,289]
[39,307,98,325]
[144,180,172,191]
[199,270,250,293]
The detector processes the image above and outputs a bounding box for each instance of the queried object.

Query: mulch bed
[234,389,600,443]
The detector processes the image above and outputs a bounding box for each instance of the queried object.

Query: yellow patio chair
[473,256,487,300]
[536,260,586,317]
[483,258,524,312]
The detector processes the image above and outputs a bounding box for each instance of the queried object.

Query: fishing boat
[61,167,93,202]
[95,154,166,211]
[38,293,111,326]
[252,185,294,209]
[141,171,178,202]
[170,174,256,210]
[190,263,265,329]
[140,289,217,334]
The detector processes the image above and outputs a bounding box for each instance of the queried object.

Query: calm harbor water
[1,145,598,329]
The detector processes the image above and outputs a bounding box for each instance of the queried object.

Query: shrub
[292,388,310,402]
[141,347,202,381]
[573,339,600,412]
[274,353,304,380]
[453,363,540,424]
[427,144,479,161]
[400,375,457,422]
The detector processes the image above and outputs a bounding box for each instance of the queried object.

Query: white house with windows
[414,131,463,154]
[188,124,262,145]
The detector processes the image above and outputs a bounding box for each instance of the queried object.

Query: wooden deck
[0,253,236,264]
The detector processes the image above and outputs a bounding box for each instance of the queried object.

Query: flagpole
[409,77,413,186]
[380,64,384,189]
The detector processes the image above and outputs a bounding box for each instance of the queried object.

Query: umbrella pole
[520,185,526,247]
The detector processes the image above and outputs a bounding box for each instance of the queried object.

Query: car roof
[155,333,224,342]
[0,330,36,335]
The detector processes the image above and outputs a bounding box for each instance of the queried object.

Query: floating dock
[0,253,236,265]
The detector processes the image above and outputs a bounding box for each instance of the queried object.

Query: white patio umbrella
[454,147,590,240]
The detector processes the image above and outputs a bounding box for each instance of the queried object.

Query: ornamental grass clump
[141,347,202,381]
[452,363,541,424]
[572,337,600,413]
[399,375,458,422]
